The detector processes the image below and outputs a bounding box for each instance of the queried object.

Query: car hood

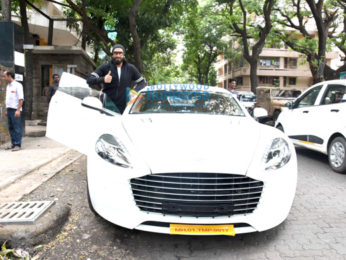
[122,114,262,174]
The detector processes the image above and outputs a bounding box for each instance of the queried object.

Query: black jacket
[86,61,146,113]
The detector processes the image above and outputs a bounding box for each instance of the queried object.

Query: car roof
[142,84,230,94]
[311,79,346,86]
[237,91,255,96]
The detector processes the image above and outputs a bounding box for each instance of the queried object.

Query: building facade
[12,1,95,120]
[216,47,339,92]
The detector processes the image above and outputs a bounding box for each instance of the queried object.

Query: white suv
[275,80,346,173]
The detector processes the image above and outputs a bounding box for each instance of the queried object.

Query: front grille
[130,173,263,217]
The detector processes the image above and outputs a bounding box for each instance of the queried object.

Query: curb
[25,131,46,138]
[0,200,71,248]
[0,149,71,191]
[0,152,83,248]
[0,151,83,203]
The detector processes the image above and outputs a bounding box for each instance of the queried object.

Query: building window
[259,57,280,68]
[259,76,279,86]
[41,64,66,96]
[289,77,296,85]
[41,65,51,96]
[224,64,228,75]
[53,65,65,77]
[284,58,297,69]
[67,64,77,74]
[224,80,227,89]
[235,77,243,86]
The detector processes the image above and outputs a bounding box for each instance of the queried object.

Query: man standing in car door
[86,44,146,113]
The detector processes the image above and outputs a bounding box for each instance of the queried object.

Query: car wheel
[328,137,346,174]
[276,124,284,132]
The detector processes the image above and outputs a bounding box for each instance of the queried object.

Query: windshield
[271,89,301,98]
[238,95,256,102]
[130,90,245,116]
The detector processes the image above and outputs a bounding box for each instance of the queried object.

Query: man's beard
[111,57,123,65]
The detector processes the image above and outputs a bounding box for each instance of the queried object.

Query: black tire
[328,137,346,174]
[276,124,284,132]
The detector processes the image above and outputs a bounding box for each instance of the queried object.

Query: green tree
[273,0,341,83]
[181,3,227,85]
[324,0,346,79]
[218,0,276,93]
[62,0,196,74]
[141,29,187,84]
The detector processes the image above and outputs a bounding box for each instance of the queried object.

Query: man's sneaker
[12,146,21,152]
[5,145,14,150]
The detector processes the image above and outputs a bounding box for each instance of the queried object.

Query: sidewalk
[0,136,71,191]
[0,122,82,247]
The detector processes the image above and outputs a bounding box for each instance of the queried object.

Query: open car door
[46,72,122,154]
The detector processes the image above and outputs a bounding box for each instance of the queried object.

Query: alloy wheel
[330,141,345,168]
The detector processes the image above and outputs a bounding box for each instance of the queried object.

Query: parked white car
[275,79,346,173]
[237,91,256,115]
[47,73,297,236]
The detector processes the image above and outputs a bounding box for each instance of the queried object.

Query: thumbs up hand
[104,70,112,83]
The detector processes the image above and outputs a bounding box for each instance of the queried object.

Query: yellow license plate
[170,224,235,236]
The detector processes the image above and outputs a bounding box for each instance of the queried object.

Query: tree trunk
[1,0,11,21]
[129,0,143,72]
[19,0,34,120]
[249,60,259,94]
[81,0,86,50]
[229,0,274,93]
[307,57,321,84]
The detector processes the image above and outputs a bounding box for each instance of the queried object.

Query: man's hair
[6,71,15,79]
[52,74,59,79]
[229,78,236,83]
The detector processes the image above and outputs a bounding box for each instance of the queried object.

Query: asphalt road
[24,147,346,259]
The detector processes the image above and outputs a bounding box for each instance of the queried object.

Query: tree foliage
[62,0,196,79]
[273,0,341,83]
[217,0,276,92]
[181,3,227,85]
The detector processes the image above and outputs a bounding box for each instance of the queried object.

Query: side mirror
[82,96,103,110]
[253,107,268,118]
[285,101,293,109]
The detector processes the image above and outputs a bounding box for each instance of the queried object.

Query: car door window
[101,93,121,114]
[293,86,322,108]
[321,84,346,105]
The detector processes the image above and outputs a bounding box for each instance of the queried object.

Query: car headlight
[95,134,131,168]
[263,138,291,170]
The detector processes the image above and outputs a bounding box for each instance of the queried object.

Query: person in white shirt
[228,79,238,97]
[3,71,24,151]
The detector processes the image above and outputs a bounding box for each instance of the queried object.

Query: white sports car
[47,73,297,236]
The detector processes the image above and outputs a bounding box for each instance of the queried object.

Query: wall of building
[31,53,95,119]
[216,46,340,92]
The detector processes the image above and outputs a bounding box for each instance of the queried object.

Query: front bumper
[87,152,297,235]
